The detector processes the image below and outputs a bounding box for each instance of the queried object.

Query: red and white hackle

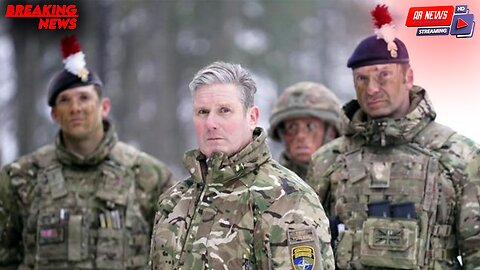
[371,4,398,58]
[61,35,89,82]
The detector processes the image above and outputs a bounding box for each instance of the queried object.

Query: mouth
[70,118,83,124]
[367,99,385,106]
[294,145,312,152]
[207,137,223,141]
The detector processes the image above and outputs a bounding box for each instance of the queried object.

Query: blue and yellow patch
[291,246,315,270]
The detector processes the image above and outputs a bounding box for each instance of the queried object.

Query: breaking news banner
[3,0,81,30]
[5,3,78,30]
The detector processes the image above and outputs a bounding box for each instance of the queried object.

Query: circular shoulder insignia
[291,246,315,270]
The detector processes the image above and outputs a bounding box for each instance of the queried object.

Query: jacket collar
[183,127,271,186]
[344,86,436,147]
[55,119,118,167]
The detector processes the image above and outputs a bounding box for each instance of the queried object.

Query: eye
[79,93,91,101]
[57,95,70,104]
[197,108,209,116]
[283,122,299,136]
[306,122,320,132]
[355,74,368,84]
[379,71,391,79]
[219,107,231,114]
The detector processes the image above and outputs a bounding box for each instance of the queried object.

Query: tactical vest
[331,123,461,270]
[20,144,151,270]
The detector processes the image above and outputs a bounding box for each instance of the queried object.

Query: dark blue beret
[47,70,103,106]
[347,35,409,69]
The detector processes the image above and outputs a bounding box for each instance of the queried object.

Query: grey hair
[188,61,257,110]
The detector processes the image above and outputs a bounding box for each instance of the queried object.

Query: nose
[69,99,82,114]
[294,126,308,140]
[366,78,381,96]
[205,113,218,130]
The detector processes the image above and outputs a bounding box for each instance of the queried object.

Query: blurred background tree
[0,0,370,178]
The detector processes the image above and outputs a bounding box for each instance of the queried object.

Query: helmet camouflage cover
[269,81,344,141]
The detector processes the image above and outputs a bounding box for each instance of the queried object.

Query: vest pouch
[360,217,418,269]
[37,210,68,261]
[67,215,90,261]
[335,230,354,269]
[96,228,125,269]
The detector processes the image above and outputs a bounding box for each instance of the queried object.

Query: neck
[63,127,104,158]
[392,99,411,119]
[284,151,309,166]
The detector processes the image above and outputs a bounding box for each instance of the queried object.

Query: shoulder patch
[288,228,316,244]
[291,246,315,270]
[288,228,318,270]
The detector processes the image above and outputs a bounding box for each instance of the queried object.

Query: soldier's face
[193,83,259,158]
[353,63,413,119]
[51,85,110,141]
[282,117,331,163]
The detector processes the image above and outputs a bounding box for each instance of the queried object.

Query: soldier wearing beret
[306,5,480,269]
[0,36,176,269]
[149,61,334,270]
[269,81,345,179]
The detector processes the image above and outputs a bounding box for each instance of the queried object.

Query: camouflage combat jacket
[0,120,176,270]
[279,151,309,180]
[306,86,480,269]
[150,127,334,270]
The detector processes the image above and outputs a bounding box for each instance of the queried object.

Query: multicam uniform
[150,127,334,270]
[0,120,176,270]
[306,87,480,269]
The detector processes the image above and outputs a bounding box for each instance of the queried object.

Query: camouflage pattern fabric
[306,86,480,269]
[150,127,334,270]
[0,120,176,269]
[278,151,309,180]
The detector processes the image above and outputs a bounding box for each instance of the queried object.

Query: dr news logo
[405,5,475,38]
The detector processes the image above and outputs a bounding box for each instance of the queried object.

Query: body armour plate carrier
[21,146,151,270]
[331,127,460,269]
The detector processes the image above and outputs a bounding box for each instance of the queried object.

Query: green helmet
[269,81,344,142]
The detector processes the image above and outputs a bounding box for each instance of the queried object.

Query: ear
[248,106,259,130]
[50,107,59,124]
[326,126,337,141]
[101,97,111,118]
[405,67,414,90]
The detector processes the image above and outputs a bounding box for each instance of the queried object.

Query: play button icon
[457,18,468,29]
[450,14,475,36]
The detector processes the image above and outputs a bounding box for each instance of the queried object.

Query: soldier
[0,36,176,269]
[269,82,344,179]
[306,5,480,269]
[150,61,334,270]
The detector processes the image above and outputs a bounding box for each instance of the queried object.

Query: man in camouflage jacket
[269,82,344,179]
[0,36,175,270]
[306,5,480,270]
[150,61,334,270]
